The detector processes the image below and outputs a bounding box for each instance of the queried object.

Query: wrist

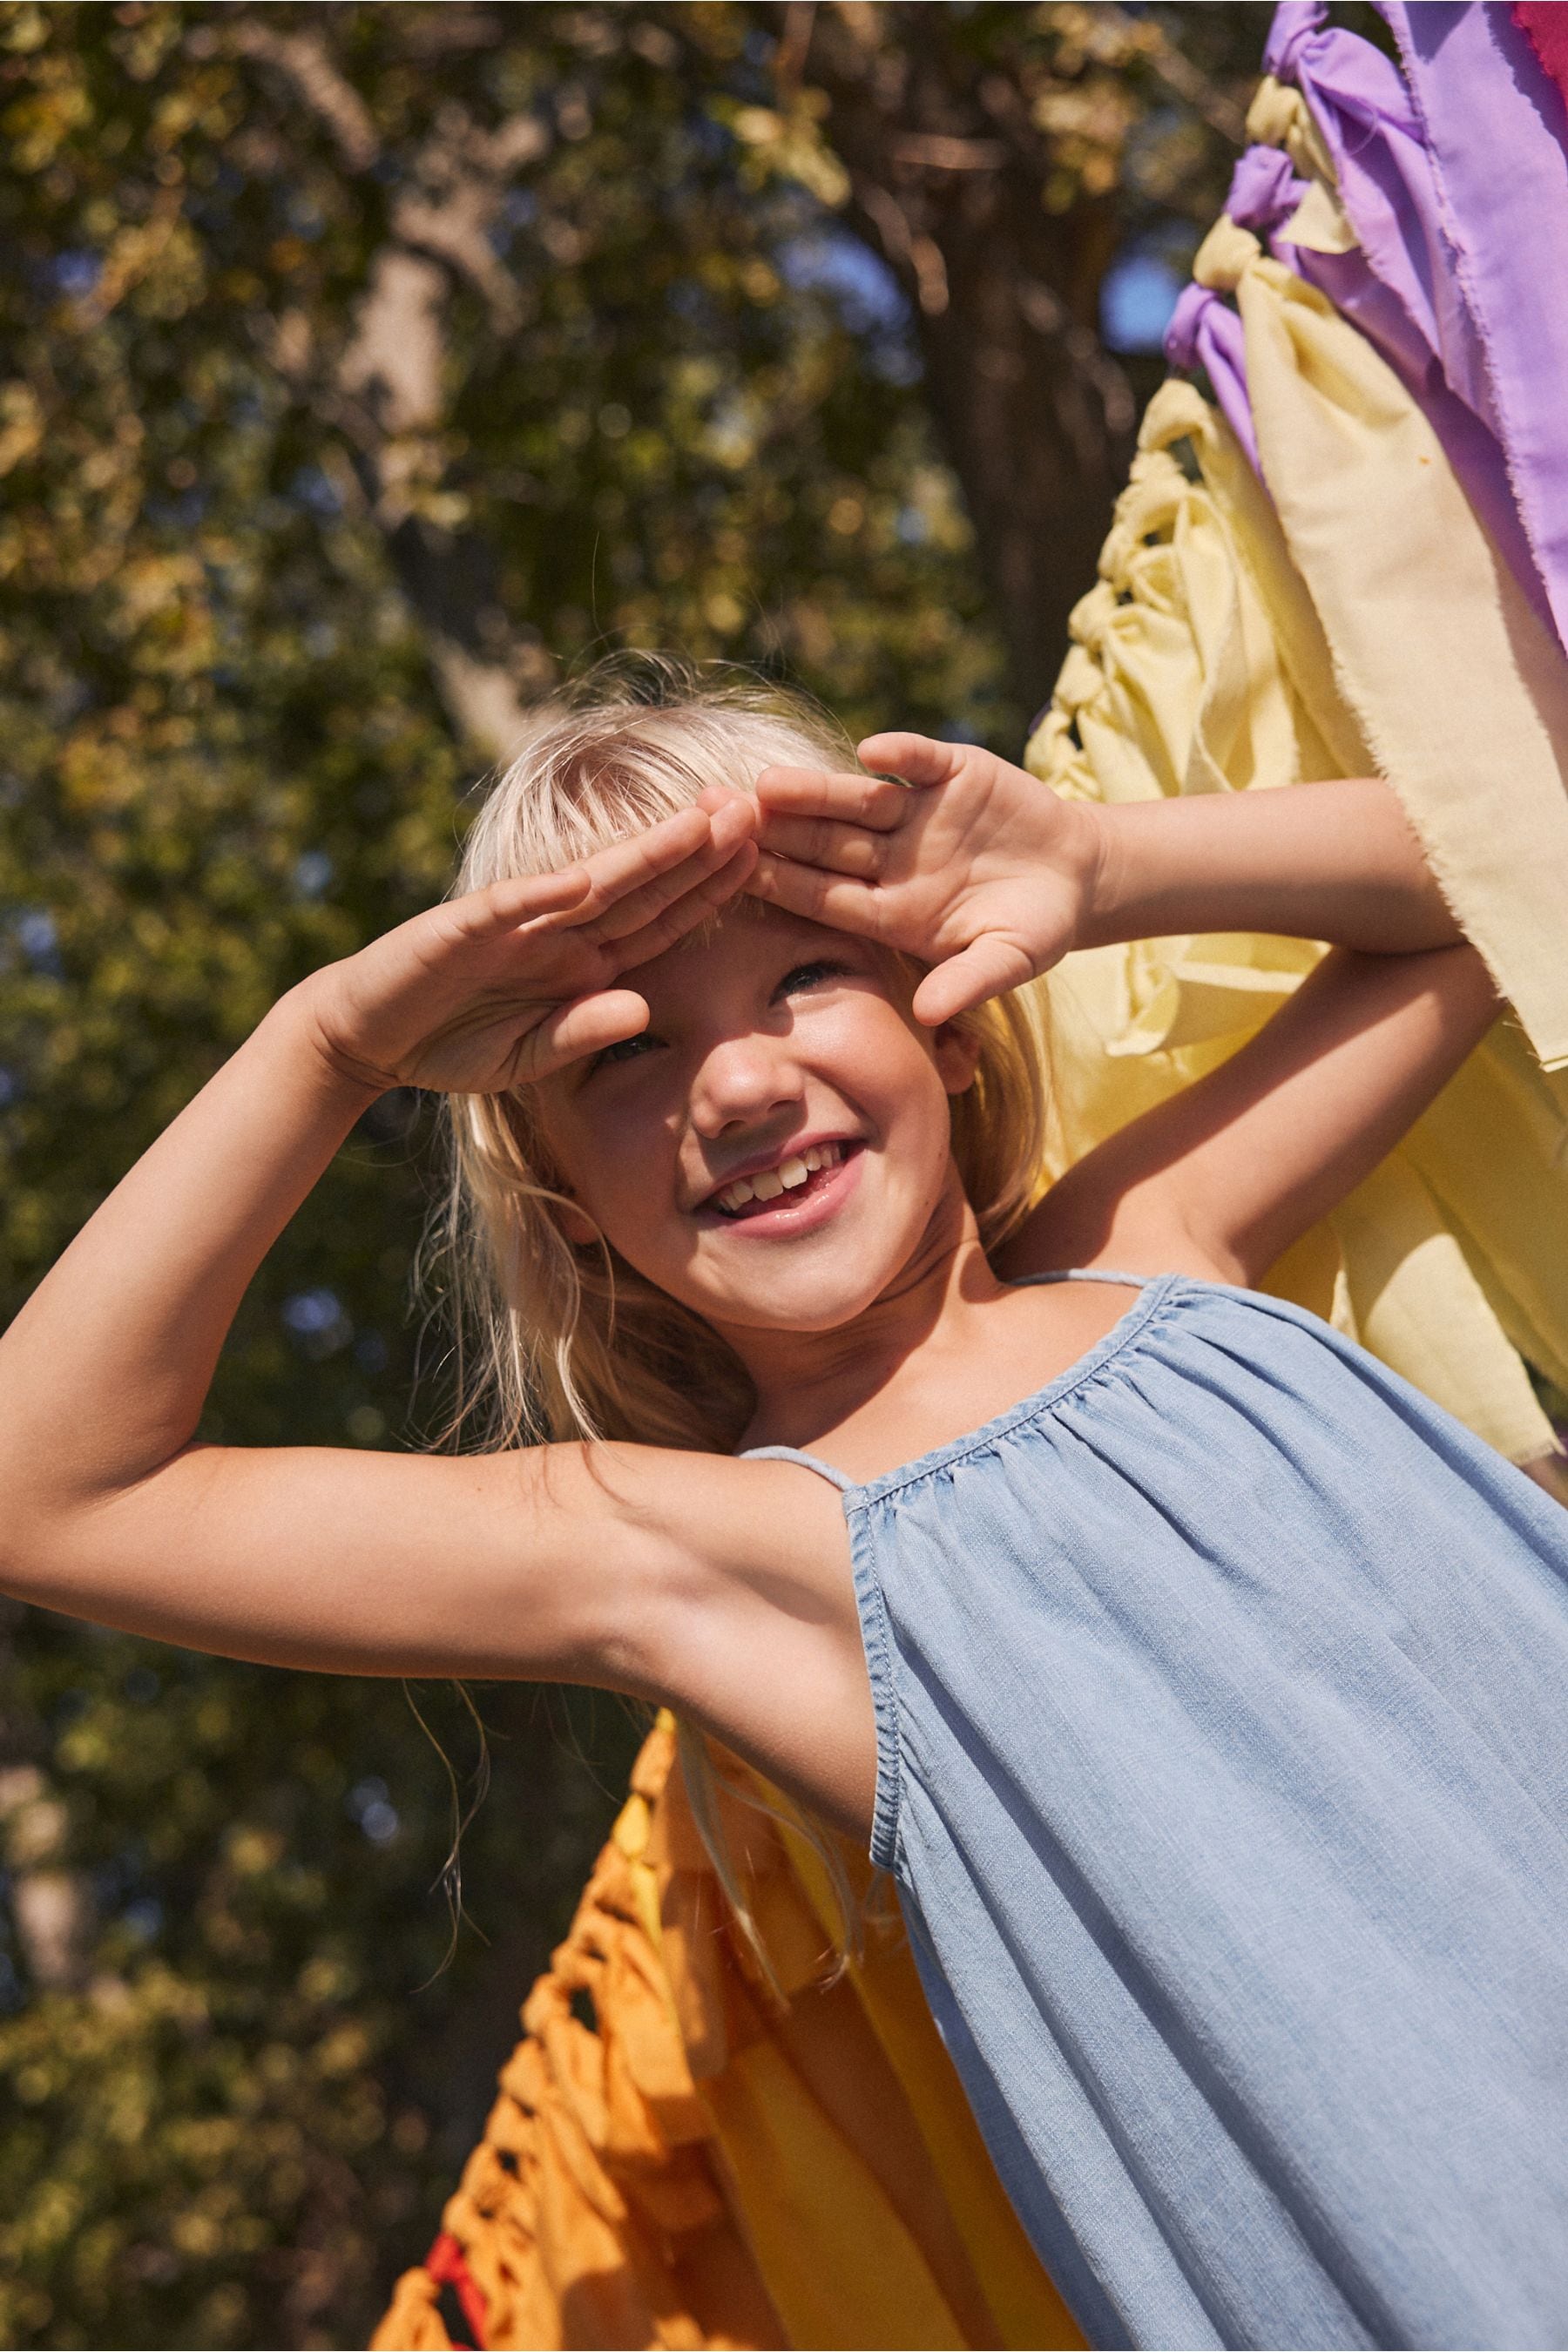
[1058,799,1122,954]
[271,975,395,1112]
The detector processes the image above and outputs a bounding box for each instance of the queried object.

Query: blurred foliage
[0,2,1260,2343]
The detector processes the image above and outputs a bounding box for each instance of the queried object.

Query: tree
[759,1,1254,708]
[0,5,1251,2342]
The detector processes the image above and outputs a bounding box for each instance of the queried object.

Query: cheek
[788,1008,958,1226]
[829,1002,950,1129]
[534,1088,684,1254]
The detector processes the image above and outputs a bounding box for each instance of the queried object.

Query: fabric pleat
[1379,3,1568,661]
[373,1718,1082,2351]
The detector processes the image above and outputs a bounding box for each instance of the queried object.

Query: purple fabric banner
[1376,1,1568,656]
[1163,0,1568,641]
[1241,1,1553,641]
[1265,3,1482,403]
[1226,145,1308,247]
[1164,283,1259,470]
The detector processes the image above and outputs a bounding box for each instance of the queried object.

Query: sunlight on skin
[532,899,1005,1436]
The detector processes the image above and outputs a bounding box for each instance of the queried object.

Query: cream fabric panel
[1024,378,1565,1464]
[1235,247,1568,1072]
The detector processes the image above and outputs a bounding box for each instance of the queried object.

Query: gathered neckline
[744,1270,1189,1504]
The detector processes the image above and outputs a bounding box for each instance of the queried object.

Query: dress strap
[1011,1267,1152,1288]
[740,1443,855,1493]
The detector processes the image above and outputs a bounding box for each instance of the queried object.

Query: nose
[688,1028,804,1140]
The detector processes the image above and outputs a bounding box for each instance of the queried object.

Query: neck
[718,1173,1010,1450]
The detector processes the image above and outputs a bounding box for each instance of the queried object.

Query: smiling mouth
[707,1139,859,1220]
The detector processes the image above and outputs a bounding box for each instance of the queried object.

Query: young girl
[3,668,1567,2351]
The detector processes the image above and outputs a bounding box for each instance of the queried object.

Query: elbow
[0,1457,144,1615]
[0,1464,98,1594]
[0,1495,74,1606]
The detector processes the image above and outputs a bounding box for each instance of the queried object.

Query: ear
[932,1019,983,1097]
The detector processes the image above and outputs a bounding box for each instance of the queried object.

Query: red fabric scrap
[424,2230,489,2351]
[1515,3,1568,116]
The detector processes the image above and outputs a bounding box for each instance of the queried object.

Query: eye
[589,1031,660,1073]
[774,958,850,1000]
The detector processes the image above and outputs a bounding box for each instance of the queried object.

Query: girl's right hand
[299,798,757,1097]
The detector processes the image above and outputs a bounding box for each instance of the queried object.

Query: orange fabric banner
[372,1718,1082,2352]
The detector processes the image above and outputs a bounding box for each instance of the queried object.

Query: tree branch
[1090,5,1249,147]
[225,16,555,756]
[226,19,379,172]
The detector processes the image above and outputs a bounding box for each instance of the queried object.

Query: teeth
[713,1139,845,1215]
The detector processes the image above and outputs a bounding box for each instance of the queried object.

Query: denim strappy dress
[745,1273,1568,2351]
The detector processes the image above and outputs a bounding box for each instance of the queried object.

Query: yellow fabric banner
[1025,372,1568,1470]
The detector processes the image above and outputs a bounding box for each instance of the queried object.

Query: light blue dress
[746,1273,1568,2350]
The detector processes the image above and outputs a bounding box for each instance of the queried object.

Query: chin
[701,1260,910,1335]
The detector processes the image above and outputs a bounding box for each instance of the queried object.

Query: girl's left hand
[740,733,1105,1024]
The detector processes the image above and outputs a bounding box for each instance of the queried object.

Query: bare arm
[745,737,1457,1022]
[1078,775,1457,957]
[1004,942,1500,1288]
[0,805,761,1682]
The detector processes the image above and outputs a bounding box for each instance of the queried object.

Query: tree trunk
[787,3,1140,719]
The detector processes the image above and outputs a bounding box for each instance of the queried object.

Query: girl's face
[533,902,980,1338]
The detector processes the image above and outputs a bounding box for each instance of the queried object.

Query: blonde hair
[431,653,1052,1975]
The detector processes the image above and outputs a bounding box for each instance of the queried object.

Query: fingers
[570,803,714,917]
[754,809,888,879]
[570,798,755,946]
[448,808,726,949]
[610,841,758,969]
[695,781,754,819]
[452,801,760,989]
[751,763,912,882]
[744,847,886,936]
[910,936,1035,1026]
[449,867,592,938]
[535,989,649,1071]
[855,732,969,789]
[754,764,911,830]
